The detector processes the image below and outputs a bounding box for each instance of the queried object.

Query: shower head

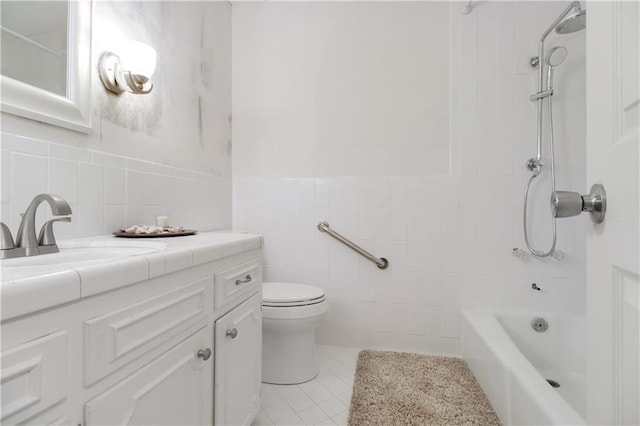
[555,8,586,34]
[545,46,568,67]
[545,46,568,91]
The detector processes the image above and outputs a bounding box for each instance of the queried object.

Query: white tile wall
[236,173,585,355]
[233,1,586,356]
[1,133,232,240]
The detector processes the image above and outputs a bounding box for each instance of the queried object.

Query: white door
[214,293,262,426]
[586,1,640,424]
[84,325,214,426]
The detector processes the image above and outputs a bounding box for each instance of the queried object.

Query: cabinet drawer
[1,331,68,425]
[84,276,213,386]
[214,259,262,309]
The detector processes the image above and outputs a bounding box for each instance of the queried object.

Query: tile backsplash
[1,133,231,240]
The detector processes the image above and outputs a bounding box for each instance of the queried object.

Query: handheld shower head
[545,46,568,91]
[555,8,586,34]
[545,46,568,67]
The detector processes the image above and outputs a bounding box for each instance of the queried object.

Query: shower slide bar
[317,221,389,270]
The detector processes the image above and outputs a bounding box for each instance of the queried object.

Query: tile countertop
[0,231,263,322]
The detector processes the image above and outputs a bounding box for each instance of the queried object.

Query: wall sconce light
[98,41,156,95]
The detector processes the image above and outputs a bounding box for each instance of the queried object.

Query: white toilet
[261,282,329,384]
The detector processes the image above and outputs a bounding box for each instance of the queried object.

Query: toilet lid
[263,282,325,306]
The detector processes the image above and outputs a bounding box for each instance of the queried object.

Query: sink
[1,247,158,269]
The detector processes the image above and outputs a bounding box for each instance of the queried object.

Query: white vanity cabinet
[82,273,217,426]
[214,293,262,426]
[84,325,214,426]
[0,235,263,426]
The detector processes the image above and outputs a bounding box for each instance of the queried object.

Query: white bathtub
[461,309,586,425]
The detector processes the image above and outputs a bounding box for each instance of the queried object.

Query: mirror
[0,0,91,133]
[2,2,68,96]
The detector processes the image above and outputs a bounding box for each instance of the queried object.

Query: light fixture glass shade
[119,41,156,78]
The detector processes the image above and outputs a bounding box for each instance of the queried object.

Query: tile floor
[251,345,361,426]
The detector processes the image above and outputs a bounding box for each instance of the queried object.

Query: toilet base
[261,316,323,384]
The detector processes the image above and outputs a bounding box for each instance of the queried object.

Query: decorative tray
[113,229,197,238]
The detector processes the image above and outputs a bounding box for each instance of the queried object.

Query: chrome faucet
[1,194,72,259]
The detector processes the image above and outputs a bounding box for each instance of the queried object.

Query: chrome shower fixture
[555,8,587,34]
[546,46,568,67]
[530,46,568,97]
[529,3,585,161]
[525,157,546,174]
[545,46,568,91]
[523,1,586,258]
[529,44,571,101]
[530,2,586,71]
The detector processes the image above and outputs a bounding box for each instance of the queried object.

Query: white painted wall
[233,1,587,355]
[232,2,450,177]
[1,2,232,239]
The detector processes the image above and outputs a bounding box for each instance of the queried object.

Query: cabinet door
[84,325,213,426]
[1,331,68,426]
[214,293,262,426]
[84,276,213,386]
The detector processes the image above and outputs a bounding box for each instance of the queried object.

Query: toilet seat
[262,282,326,307]
[263,296,326,307]
[262,282,329,320]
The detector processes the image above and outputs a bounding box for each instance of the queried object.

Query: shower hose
[523,96,557,258]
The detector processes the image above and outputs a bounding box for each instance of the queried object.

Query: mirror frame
[0,0,92,133]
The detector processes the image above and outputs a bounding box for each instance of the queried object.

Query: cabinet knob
[226,328,238,338]
[197,348,212,361]
[235,275,252,285]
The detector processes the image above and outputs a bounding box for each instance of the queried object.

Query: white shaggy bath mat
[348,350,500,425]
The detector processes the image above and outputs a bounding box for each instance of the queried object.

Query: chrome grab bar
[317,221,389,270]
